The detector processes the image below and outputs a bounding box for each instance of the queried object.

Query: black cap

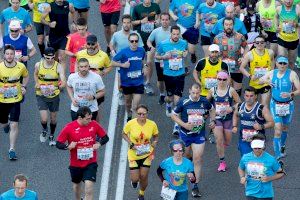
[86,34,97,44]
[44,47,55,56]
[247,4,255,11]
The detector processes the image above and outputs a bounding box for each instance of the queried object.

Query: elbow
[56,141,68,150]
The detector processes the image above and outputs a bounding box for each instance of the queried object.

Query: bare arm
[230,87,241,104]
[34,62,40,88]
[193,69,201,85]
[261,107,275,129]
[239,52,251,78]
[291,71,300,96]
[57,64,66,88]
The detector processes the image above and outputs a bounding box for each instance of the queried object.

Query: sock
[50,123,57,136]
[139,190,144,196]
[220,157,225,161]
[281,131,287,147]
[236,89,242,96]
[273,137,281,159]
[41,122,48,130]
[193,183,198,189]
[38,43,45,56]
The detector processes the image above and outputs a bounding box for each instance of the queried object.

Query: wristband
[130,142,134,149]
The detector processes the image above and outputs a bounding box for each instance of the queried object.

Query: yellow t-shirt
[32,0,54,23]
[76,49,111,74]
[0,62,29,103]
[123,119,159,161]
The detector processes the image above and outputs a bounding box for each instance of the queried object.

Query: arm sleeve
[157,166,165,182]
[99,135,109,146]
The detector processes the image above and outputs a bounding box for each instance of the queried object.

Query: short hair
[170,25,180,33]
[190,82,201,90]
[76,17,87,26]
[254,34,266,41]
[169,139,185,153]
[128,32,139,40]
[244,86,257,95]
[122,14,132,22]
[11,0,21,3]
[223,17,234,25]
[136,104,149,112]
[252,133,266,141]
[77,57,89,65]
[14,174,28,186]
[4,44,15,53]
[160,12,170,19]
[77,106,92,118]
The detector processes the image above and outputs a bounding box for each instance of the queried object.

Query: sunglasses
[245,95,254,97]
[137,112,147,116]
[278,62,288,65]
[173,149,183,152]
[10,29,19,33]
[255,41,265,44]
[87,43,96,46]
[130,40,138,43]
[44,56,54,60]
[218,78,227,81]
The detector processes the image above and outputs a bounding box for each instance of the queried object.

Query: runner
[171,83,216,197]
[0,45,29,160]
[34,47,66,146]
[147,12,171,104]
[0,174,38,199]
[157,139,195,200]
[65,17,90,74]
[276,0,300,68]
[68,0,90,22]
[259,56,300,160]
[132,0,161,95]
[206,71,241,172]
[232,86,274,156]
[239,35,275,106]
[213,17,248,96]
[238,134,285,200]
[122,104,159,200]
[9,0,31,11]
[155,25,188,117]
[66,58,105,121]
[56,106,109,200]
[112,33,146,121]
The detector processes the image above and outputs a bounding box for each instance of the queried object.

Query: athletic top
[211,86,233,120]
[110,30,144,53]
[0,189,38,200]
[68,0,89,9]
[99,0,121,13]
[211,17,247,37]
[271,69,293,102]
[49,1,70,37]
[148,26,171,62]
[278,5,299,42]
[32,0,54,23]
[258,0,276,32]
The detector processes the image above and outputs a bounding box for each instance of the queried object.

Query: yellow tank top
[36,60,60,98]
[249,49,271,89]
[32,0,54,23]
[200,58,222,97]
[0,62,28,103]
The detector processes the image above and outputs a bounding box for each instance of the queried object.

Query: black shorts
[0,102,21,123]
[200,35,212,46]
[74,7,90,13]
[265,31,277,43]
[155,62,164,81]
[34,22,50,36]
[101,11,120,27]
[97,96,105,106]
[278,37,299,50]
[255,85,271,94]
[182,27,199,45]
[36,95,60,112]
[49,36,68,51]
[71,110,98,121]
[231,73,243,83]
[122,84,144,95]
[69,163,98,184]
[129,156,151,170]
[164,75,185,97]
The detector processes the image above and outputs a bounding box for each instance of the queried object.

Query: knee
[193,155,203,165]
[139,173,148,181]
[41,120,47,124]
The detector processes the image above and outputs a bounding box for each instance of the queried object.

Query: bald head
[225,5,235,18]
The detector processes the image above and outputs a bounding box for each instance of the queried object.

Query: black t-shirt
[195,58,229,72]
[49,1,70,37]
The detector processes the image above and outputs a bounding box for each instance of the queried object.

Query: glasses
[44,56,54,60]
[130,40,138,43]
[173,149,183,152]
[255,41,265,45]
[137,112,147,116]
[87,43,96,46]
[211,51,219,53]
[245,95,254,97]
[278,62,288,65]
[10,29,19,33]
[218,78,227,81]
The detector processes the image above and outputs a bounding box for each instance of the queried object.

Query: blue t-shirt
[173,96,212,135]
[169,0,201,28]
[68,0,89,9]
[160,157,194,192]
[197,2,225,37]
[156,38,188,77]
[212,17,247,36]
[148,26,171,62]
[0,7,32,35]
[239,151,280,198]
[0,189,38,200]
[113,47,145,87]
[110,30,144,53]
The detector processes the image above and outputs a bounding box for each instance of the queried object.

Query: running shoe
[118,92,125,106]
[3,123,10,133]
[278,159,287,175]
[158,95,165,105]
[280,145,286,157]
[9,149,17,160]
[138,195,144,200]
[166,105,172,117]
[172,124,179,136]
[144,83,154,95]
[208,131,215,144]
[218,161,227,172]
[131,181,138,189]
[192,186,202,197]
[40,130,48,143]
[49,135,56,146]
[191,54,197,63]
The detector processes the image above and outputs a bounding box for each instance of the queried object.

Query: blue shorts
[270,99,294,125]
[179,130,206,147]
[238,139,252,156]
[175,190,188,200]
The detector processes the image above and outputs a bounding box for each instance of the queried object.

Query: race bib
[127,70,142,78]
[282,22,296,34]
[169,58,183,71]
[204,22,214,33]
[40,84,55,97]
[205,77,217,89]
[216,102,230,117]
[275,102,290,116]
[221,1,234,8]
[161,186,176,200]
[15,50,22,60]
[77,96,91,107]
[246,162,266,179]
[38,2,50,13]
[223,59,237,72]
[3,86,18,99]
[135,143,151,156]
[261,18,273,30]
[188,114,204,134]
[77,147,93,160]
[254,67,268,78]
[242,129,257,141]
[141,21,155,33]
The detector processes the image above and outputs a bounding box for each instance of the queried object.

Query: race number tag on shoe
[242,129,258,142]
[275,102,290,116]
[135,144,151,156]
[77,147,93,160]
[161,186,176,200]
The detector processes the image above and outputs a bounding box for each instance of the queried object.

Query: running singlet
[123,119,158,161]
[211,86,233,121]
[32,0,54,23]
[36,60,60,98]
[258,0,276,32]
[0,62,28,103]
[278,5,299,42]
[3,35,29,61]
[249,49,271,89]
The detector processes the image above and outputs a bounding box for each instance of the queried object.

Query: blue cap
[276,56,288,64]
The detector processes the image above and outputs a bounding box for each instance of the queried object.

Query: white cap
[209,44,220,52]
[251,140,265,149]
[9,20,21,29]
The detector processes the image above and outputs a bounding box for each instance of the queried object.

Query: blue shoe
[9,149,17,160]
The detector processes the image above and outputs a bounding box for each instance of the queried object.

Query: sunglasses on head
[130,40,138,43]
[173,148,183,152]
[218,78,227,81]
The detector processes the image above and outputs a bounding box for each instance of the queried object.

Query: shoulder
[0,189,15,198]
[25,189,38,197]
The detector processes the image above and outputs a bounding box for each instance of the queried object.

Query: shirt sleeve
[57,125,70,143]
[123,121,131,135]
[152,122,159,136]
[22,65,29,77]
[67,75,73,87]
[27,37,34,49]
[104,53,111,67]
[0,11,4,24]
[148,29,156,42]
[272,158,280,172]
[156,41,163,55]
[24,11,33,26]
[240,35,248,48]
[239,156,246,170]
[112,50,123,62]
[160,158,167,169]
[95,122,107,138]
[95,75,105,91]
[195,58,206,71]
[65,35,73,51]
[137,32,144,47]
[132,6,139,21]
[188,160,194,172]
[173,99,183,114]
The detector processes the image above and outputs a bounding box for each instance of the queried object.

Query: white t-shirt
[67,71,105,112]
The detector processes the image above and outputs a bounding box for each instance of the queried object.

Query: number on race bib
[3,86,18,99]
[40,84,55,97]
[141,22,155,33]
[205,78,217,89]
[254,67,268,79]
[77,147,93,160]
[216,102,230,117]
[160,186,176,200]
[242,129,258,142]
[135,144,151,156]
[275,102,290,116]
[127,70,142,78]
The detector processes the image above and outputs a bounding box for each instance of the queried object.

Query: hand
[141,17,148,24]
[122,61,130,68]
[251,75,258,81]
[253,123,262,131]
[49,21,56,28]
[93,142,101,150]
[183,122,194,131]
[20,56,30,62]
[68,141,77,150]
[194,22,200,29]
[72,98,78,107]
[232,127,238,134]
[182,50,188,58]
[21,86,26,95]
[86,94,95,101]
[209,121,216,129]
[150,46,156,53]
[111,50,116,57]
[240,177,246,185]
[58,81,66,90]
[226,106,233,114]
[162,180,169,187]
[35,83,40,89]
[163,52,171,60]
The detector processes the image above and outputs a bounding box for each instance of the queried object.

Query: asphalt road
[1,1,300,200]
